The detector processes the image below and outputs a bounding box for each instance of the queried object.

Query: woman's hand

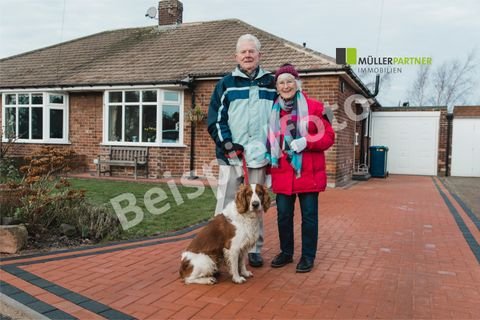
[290,137,307,153]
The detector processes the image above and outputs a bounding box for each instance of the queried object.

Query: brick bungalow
[0,0,380,187]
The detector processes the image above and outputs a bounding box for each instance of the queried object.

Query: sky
[1,0,479,106]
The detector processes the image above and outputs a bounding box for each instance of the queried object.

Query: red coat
[270,95,335,195]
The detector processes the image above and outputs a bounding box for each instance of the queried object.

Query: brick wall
[188,80,218,178]
[438,108,450,176]
[69,92,103,170]
[334,79,359,186]
[158,0,183,25]
[299,75,365,187]
[301,76,339,186]
[1,74,361,185]
[453,105,480,117]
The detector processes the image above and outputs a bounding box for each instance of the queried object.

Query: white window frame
[102,88,184,147]
[1,92,69,144]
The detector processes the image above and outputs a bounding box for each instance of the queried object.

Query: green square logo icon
[336,48,357,65]
[346,48,357,65]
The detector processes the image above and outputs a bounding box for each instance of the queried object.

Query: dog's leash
[242,152,249,185]
[226,146,249,185]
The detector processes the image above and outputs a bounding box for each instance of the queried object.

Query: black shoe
[296,256,314,273]
[271,253,293,268]
[248,253,264,267]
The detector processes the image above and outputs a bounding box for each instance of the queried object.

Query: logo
[336,47,432,74]
[336,48,357,65]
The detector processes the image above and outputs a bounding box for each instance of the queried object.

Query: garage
[451,118,480,177]
[370,111,441,175]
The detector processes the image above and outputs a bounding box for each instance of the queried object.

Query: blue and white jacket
[207,66,276,167]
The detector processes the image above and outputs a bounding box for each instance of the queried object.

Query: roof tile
[0,19,340,89]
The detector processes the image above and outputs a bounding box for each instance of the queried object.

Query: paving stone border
[433,177,480,263]
[0,223,204,319]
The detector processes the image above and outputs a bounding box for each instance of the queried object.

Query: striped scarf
[267,91,309,177]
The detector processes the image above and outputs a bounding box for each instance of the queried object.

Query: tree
[407,64,431,106]
[407,49,478,107]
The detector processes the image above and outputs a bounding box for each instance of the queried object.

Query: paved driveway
[1,176,479,319]
[440,177,480,220]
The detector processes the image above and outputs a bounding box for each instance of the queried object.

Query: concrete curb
[0,293,48,320]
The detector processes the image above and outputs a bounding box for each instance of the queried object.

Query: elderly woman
[267,64,335,273]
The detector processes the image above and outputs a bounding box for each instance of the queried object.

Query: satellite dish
[145,7,157,19]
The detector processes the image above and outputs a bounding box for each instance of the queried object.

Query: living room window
[105,89,183,145]
[2,92,68,143]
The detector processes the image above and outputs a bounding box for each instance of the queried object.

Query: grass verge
[68,178,216,239]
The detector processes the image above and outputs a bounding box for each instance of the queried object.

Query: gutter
[0,80,190,92]
[179,76,199,180]
[1,66,380,105]
[296,66,381,107]
[192,67,381,106]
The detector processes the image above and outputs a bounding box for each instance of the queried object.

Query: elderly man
[207,34,276,267]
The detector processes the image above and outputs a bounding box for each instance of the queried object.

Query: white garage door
[371,111,440,175]
[451,118,480,177]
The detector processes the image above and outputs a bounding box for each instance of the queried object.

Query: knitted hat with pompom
[274,63,299,82]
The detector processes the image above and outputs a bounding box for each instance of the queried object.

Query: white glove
[290,137,307,153]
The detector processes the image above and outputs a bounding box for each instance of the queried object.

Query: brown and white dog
[179,184,270,284]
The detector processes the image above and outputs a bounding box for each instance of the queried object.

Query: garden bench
[97,146,149,179]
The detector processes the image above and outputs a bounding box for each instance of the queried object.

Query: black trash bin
[369,146,389,178]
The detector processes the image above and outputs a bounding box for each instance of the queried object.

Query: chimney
[158,0,183,25]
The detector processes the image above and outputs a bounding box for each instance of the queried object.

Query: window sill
[100,142,187,148]
[1,140,71,145]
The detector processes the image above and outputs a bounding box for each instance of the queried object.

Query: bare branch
[407,64,431,106]
[406,48,478,106]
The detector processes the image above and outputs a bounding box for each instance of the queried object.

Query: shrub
[16,181,85,234]
[0,132,23,216]
[0,158,21,184]
[20,146,76,185]
[13,147,123,242]
[76,202,123,241]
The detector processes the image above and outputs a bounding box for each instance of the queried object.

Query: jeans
[276,192,319,260]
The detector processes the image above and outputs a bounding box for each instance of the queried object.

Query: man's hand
[222,140,244,158]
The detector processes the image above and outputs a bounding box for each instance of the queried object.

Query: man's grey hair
[236,34,261,52]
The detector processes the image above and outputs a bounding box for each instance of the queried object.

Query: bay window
[105,89,183,145]
[2,92,68,143]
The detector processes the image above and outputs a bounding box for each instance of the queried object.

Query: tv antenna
[145,7,157,19]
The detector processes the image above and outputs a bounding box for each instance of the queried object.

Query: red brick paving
[1,175,480,319]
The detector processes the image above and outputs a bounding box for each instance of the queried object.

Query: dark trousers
[276,192,319,260]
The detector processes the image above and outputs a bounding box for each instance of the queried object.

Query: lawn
[68,178,216,239]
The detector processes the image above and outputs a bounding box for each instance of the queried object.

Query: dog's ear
[258,185,271,212]
[235,184,249,213]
